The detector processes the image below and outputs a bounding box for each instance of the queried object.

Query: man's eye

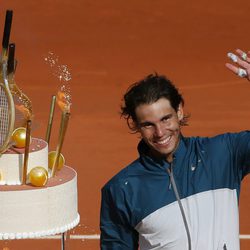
[141,123,153,129]
[162,115,172,123]
[162,117,169,122]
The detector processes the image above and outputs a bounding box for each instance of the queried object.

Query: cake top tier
[4,138,47,154]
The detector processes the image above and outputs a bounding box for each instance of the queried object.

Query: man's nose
[154,124,164,137]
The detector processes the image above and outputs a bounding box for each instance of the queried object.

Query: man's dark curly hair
[120,73,189,131]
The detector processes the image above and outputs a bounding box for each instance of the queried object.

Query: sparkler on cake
[50,90,71,177]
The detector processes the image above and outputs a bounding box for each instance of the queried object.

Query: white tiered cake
[0,8,79,241]
[0,138,79,240]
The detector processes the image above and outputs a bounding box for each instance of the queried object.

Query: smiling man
[135,97,183,162]
[100,63,250,249]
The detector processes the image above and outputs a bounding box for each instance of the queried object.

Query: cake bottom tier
[0,166,79,240]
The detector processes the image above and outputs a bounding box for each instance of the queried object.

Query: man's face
[135,97,183,162]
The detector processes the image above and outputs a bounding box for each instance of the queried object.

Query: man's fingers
[236,48,250,63]
[225,63,247,77]
[227,52,249,69]
[237,57,249,68]
[226,49,250,80]
[225,63,238,74]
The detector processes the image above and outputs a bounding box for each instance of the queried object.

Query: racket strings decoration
[0,62,15,153]
[0,10,15,154]
[7,43,33,127]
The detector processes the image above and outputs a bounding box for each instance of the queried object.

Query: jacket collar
[138,135,188,172]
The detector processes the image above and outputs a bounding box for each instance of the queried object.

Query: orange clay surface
[0,0,250,249]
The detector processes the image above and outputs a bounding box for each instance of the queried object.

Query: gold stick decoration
[45,95,56,144]
[22,119,32,184]
[51,111,70,177]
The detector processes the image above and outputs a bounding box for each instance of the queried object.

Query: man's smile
[154,135,172,146]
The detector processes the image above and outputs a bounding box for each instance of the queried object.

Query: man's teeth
[156,136,171,145]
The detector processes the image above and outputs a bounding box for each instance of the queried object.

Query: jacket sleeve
[100,185,139,250]
[232,131,250,178]
[220,131,250,179]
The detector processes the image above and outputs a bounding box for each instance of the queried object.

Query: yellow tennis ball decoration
[48,151,65,170]
[12,127,31,148]
[29,167,48,187]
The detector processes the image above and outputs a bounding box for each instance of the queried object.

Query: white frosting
[0,168,79,238]
[0,139,79,239]
[0,214,80,239]
[0,138,48,185]
[0,180,22,185]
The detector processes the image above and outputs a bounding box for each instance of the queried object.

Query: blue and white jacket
[100,132,250,250]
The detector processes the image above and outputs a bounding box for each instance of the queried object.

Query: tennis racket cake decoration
[0,10,33,153]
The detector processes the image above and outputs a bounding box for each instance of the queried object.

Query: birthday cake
[0,9,80,240]
[0,138,80,239]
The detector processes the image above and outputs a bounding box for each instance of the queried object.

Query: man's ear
[177,104,184,121]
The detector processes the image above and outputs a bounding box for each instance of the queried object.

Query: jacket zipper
[168,162,173,189]
[166,161,192,250]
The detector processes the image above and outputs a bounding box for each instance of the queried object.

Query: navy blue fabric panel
[226,131,250,177]
[100,185,139,249]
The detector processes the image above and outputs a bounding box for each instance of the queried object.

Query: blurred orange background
[0,0,250,249]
